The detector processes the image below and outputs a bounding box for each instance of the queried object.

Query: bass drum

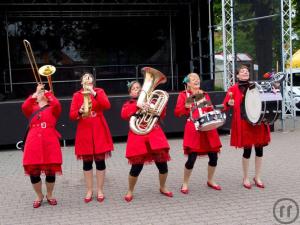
[242,82,282,125]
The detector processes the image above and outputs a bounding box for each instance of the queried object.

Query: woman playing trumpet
[174,73,222,194]
[69,72,114,203]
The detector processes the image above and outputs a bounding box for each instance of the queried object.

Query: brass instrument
[23,39,55,92]
[129,67,169,135]
[81,76,93,118]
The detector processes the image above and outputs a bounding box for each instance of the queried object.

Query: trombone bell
[23,39,56,93]
[38,65,56,77]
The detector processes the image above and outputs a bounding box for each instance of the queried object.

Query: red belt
[30,122,53,129]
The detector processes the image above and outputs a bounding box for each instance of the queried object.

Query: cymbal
[185,93,204,106]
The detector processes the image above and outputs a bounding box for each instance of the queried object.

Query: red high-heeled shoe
[124,195,133,202]
[253,178,265,188]
[84,192,93,203]
[160,189,173,197]
[207,182,222,191]
[243,180,252,189]
[33,199,43,208]
[97,195,105,203]
[180,185,189,194]
[46,196,57,205]
[33,195,44,208]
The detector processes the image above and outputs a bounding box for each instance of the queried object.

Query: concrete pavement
[0,119,299,225]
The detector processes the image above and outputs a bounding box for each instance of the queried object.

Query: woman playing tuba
[121,67,172,202]
[129,67,169,135]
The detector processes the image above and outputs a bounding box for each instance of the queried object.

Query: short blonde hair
[186,73,200,90]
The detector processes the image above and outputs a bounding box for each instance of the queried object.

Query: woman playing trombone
[22,83,62,208]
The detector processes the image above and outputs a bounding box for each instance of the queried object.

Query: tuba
[23,39,55,93]
[129,67,169,135]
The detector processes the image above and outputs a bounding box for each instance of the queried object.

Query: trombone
[23,39,55,93]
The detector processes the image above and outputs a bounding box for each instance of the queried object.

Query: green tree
[213,0,300,55]
[292,0,300,51]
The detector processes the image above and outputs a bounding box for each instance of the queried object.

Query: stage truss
[221,0,295,130]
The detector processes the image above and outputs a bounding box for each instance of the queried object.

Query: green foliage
[214,32,223,53]
[292,0,300,52]
[213,0,299,62]
[213,0,222,26]
[214,85,224,91]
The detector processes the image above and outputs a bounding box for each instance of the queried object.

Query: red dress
[121,98,170,164]
[174,90,222,155]
[22,92,62,176]
[69,88,114,160]
[223,84,270,148]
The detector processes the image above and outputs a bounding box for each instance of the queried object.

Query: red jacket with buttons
[174,90,222,154]
[22,92,62,167]
[121,98,170,159]
[69,88,114,158]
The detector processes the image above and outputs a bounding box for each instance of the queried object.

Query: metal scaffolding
[221,0,235,91]
[221,0,295,129]
[2,0,209,96]
[0,0,193,17]
[281,0,295,129]
[0,0,193,5]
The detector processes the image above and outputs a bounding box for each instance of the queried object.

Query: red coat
[69,88,114,159]
[223,84,270,148]
[121,98,170,164]
[22,92,62,175]
[174,91,222,155]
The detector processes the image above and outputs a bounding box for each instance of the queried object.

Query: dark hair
[236,65,250,75]
[80,72,96,86]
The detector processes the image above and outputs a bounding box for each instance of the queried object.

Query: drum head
[199,120,225,131]
[244,86,262,124]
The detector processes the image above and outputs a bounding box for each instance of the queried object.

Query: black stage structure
[0,0,229,148]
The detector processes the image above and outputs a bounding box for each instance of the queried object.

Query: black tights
[243,147,263,159]
[83,160,106,171]
[129,161,168,177]
[185,152,218,170]
[30,175,55,184]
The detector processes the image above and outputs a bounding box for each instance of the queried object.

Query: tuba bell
[129,67,169,135]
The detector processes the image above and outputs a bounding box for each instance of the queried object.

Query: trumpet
[23,39,55,93]
[81,79,92,118]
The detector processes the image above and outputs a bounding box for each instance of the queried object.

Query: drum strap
[238,80,250,94]
[20,105,50,151]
